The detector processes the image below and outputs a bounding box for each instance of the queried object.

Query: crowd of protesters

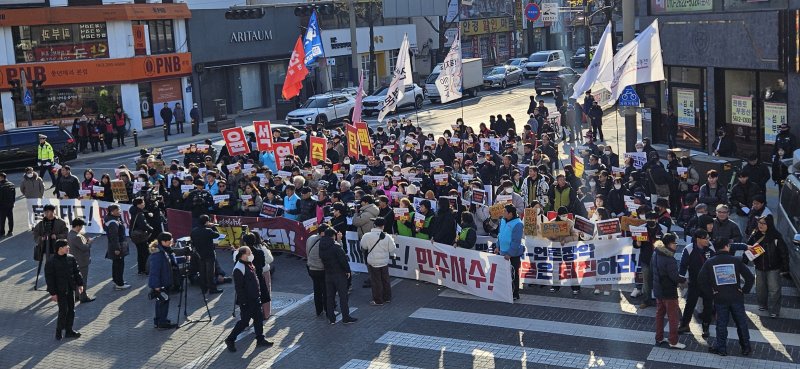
[22,93,798,357]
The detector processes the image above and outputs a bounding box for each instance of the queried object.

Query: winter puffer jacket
[651,241,679,299]
[361,229,397,268]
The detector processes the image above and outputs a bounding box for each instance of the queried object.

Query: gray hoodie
[21,173,45,198]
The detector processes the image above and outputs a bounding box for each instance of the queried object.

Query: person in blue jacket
[259,150,277,172]
[496,204,525,300]
[283,185,300,221]
[147,232,184,329]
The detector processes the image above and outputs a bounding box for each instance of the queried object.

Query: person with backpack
[361,217,397,306]
[496,204,524,300]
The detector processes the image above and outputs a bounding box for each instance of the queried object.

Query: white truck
[424,58,483,104]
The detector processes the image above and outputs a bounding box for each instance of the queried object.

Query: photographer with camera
[225,246,273,352]
[147,232,183,330]
[33,204,69,289]
[191,214,223,295]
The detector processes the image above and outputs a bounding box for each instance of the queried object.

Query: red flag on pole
[351,69,364,122]
[282,36,308,100]
[309,136,327,166]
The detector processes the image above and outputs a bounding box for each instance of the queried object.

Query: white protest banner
[27,199,132,235]
[571,23,613,100]
[435,28,462,103]
[520,237,641,286]
[623,152,647,169]
[378,33,412,122]
[345,232,512,303]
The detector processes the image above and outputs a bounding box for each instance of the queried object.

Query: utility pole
[623,0,636,152]
[348,0,359,87]
[526,0,534,54]
[583,0,591,67]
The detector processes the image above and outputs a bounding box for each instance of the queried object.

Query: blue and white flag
[303,11,325,67]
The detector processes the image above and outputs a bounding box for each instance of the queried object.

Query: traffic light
[225,7,265,20]
[294,4,335,17]
[32,79,47,104]
[8,79,20,103]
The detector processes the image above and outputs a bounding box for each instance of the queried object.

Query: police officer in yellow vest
[37,134,57,186]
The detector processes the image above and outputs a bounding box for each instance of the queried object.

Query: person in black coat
[130,198,155,275]
[319,229,357,325]
[160,103,173,135]
[431,197,457,245]
[377,196,396,235]
[55,166,80,199]
[147,232,183,329]
[191,214,222,294]
[46,239,84,340]
[224,246,273,352]
[712,128,737,157]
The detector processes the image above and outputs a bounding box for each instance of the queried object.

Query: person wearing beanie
[651,233,685,349]
[677,229,715,338]
[45,239,84,340]
[147,232,183,330]
[225,246,274,352]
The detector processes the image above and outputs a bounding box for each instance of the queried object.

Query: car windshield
[425,72,439,84]
[301,97,329,109]
[538,71,560,78]
[506,59,521,66]
[373,87,389,96]
[575,47,585,55]
[529,53,549,62]
[487,67,506,76]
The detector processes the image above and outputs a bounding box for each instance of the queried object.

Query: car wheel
[501,80,507,89]
[536,90,542,96]
[415,96,423,109]
[316,114,328,126]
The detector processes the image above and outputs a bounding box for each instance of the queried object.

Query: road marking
[439,289,800,320]
[254,344,300,369]
[340,359,424,369]
[647,347,800,369]
[410,307,800,347]
[180,292,313,369]
[375,331,646,369]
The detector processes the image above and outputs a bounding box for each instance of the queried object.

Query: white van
[523,50,566,78]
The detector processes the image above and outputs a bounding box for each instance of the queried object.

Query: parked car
[483,65,524,89]
[212,123,305,156]
[570,46,597,68]
[285,93,356,127]
[330,87,367,99]
[0,125,77,170]
[362,84,425,116]
[534,67,580,96]
[523,50,566,78]
[505,58,528,67]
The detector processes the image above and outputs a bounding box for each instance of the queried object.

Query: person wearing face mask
[631,212,663,308]
[498,180,525,216]
[772,146,790,192]
[712,128,737,157]
[147,232,183,330]
[21,167,45,199]
[676,229,715,338]
[225,246,274,351]
[601,146,619,169]
[772,123,796,160]
[606,178,628,216]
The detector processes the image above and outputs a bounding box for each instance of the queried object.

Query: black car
[570,46,596,69]
[534,67,581,96]
[0,126,77,170]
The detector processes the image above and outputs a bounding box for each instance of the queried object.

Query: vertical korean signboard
[764,102,787,144]
[731,95,753,126]
[676,88,695,127]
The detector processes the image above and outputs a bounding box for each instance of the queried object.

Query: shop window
[138,82,155,129]
[14,85,121,127]
[664,67,705,150]
[12,22,109,63]
[133,20,176,55]
[723,70,756,145]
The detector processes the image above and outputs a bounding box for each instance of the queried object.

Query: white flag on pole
[378,33,411,122]
[596,19,665,101]
[570,23,613,100]
[435,29,462,104]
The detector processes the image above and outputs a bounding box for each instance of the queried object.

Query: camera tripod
[174,260,212,328]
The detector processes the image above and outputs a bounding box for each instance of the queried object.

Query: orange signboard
[0,53,192,91]
[0,3,191,27]
[132,24,147,55]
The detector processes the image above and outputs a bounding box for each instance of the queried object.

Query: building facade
[0,1,194,132]
[641,0,794,158]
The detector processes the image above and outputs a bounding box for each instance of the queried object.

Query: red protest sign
[354,121,371,156]
[221,127,250,156]
[273,142,294,166]
[309,136,327,166]
[253,120,273,151]
[346,124,359,157]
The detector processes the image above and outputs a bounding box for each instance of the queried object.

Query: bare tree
[423,0,460,66]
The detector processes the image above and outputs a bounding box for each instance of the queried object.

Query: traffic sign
[541,3,558,22]
[23,89,33,106]
[525,3,540,22]
[618,86,640,107]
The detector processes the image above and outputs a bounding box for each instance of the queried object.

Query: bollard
[163,125,168,142]
[99,133,105,153]
[133,129,139,147]
[191,119,198,136]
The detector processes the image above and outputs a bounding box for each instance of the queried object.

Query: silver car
[483,65,524,89]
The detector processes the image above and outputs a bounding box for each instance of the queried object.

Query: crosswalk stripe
[410,306,800,347]
[340,359,424,369]
[439,289,800,320]
[647,347,800,369]
[375,331,646,369]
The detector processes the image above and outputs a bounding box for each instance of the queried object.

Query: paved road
[2,80,799,369]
